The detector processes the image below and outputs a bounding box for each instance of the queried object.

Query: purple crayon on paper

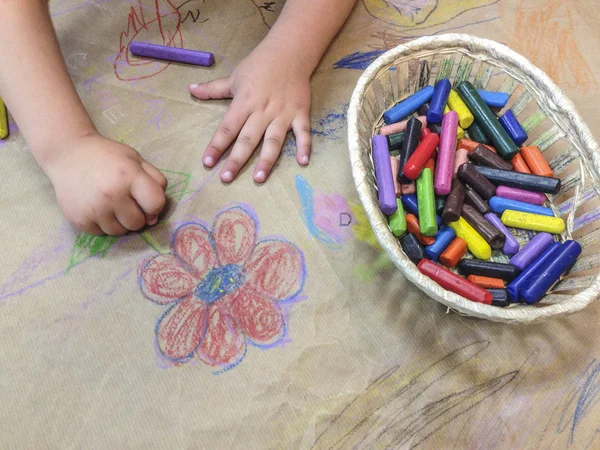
[484,213,520,256]
[435,111,458,196]
[509,232,554,270]
[496,186,546,206]
[130,41,215,67]
[372,135,398,215]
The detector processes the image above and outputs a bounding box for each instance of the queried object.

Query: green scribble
[67,233,118,272]
[349,202,381,249]
[161,169,193,202]
[140,230,167,254]
[354,252,394,282]
[436,58,454,81]
[454,59,473,83]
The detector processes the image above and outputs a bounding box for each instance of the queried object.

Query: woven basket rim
[348,33,600,323]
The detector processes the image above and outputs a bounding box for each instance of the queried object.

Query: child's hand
[43,134,167,236]
[189,41,312,183]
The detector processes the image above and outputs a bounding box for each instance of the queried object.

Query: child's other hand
[43,134,167,236]
[189,41,312,183]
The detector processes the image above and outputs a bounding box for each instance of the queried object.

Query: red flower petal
[212,207,257,266]
[172,223,216,279]
[196,303,246,367]
[156,296,208,361]
[228,288,284,346]
[244,240,305,301]
[139,254,197,305]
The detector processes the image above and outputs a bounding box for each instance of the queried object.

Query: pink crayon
[496,186,547,205]
[390,155,402,197]
[435,111,458,195]
[453,147,469,179]
[380,116,427,136]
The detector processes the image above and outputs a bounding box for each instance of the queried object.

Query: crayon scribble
[282,104,348,156]
[115,0,183,81]
[138,204,307,374]
[499,0,597,89]
[362,0,498,28]
[333,50,386,70]
[249,0,285,28]
[295,175,353,249]
[312,340,537,449]
[348,201,394,281]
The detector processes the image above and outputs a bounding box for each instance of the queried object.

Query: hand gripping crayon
[455,81,519,159]
[372,135,397,215]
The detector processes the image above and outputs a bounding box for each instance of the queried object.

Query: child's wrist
[32,126,98,172]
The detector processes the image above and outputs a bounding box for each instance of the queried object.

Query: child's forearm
[263,0,357,76]
[0,1,96,167]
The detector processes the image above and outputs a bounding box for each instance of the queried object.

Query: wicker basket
[348,34,600,323]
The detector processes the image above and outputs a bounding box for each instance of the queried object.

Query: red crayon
[418,260,493,304]
[403,133,440,180]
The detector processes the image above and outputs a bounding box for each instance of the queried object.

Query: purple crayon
[484,213,520,256]
[435,111,458,196]
[130,41,215,67]
[372,135,398,215]
[496,186,546,206]
[509,232,554,270]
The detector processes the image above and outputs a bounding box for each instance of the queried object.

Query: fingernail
[189,83,198,90]
[255,170,266,182]
[221,171,233,182]
[300,155,309,165]
[147,215,158,226]
[204,156,214,167]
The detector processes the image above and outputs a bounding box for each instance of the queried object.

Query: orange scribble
[501,0,597,89]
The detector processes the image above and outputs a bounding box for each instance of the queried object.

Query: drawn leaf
[161,169,193,202]
[67,233,118,271]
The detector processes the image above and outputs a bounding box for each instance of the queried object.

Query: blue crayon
[499,109,528,146]
[425,225,456,260]
[383,86,434,125]
[426,79,452,124]
[489,196,554,217]
[506,242,560,302]
[401,194,443,227]
[520,240,582,304]
[477,90,509,108]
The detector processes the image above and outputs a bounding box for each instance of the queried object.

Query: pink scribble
[313,191,354,244]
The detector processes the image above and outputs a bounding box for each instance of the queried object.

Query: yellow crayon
[448,90,475,129]
[501,210,565,234]
[447,217,492,260]
[0,96,8,140]
[444,104,465,139]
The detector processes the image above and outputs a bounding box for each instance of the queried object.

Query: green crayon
[456,81,518,159]
[417,168,438,236]
[388,199,407,237]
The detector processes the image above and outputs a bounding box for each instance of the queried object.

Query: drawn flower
[138,205,306,371]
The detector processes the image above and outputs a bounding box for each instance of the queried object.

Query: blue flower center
[194,264,245,304]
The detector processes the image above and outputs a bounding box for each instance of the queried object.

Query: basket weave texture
[348,34,600,323]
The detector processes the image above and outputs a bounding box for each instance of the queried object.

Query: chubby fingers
[202,99,249,169]
[220,113,271,183]
[253,119,289,183]
[292,113,312,166]
[131,171,167,222]
[189,77,232,101]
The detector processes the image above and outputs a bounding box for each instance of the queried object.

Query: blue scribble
[556,359,600,445]
[295,175,342,249]
[282,104,348,156]
[333,50,386,70]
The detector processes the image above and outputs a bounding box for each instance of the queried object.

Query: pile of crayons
[372,79,581,307]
